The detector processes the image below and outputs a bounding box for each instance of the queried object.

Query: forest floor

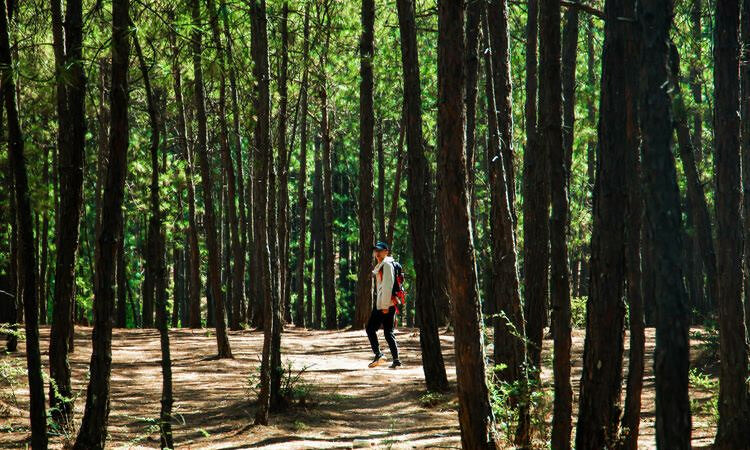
[1,325,717,449]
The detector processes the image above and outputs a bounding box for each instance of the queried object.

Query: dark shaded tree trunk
[354,0,375,330]
[251,0,276,425]
[437,2,498,446]
[714,0,750,445]
[741,0,750,336]
[294,2,311,328]
[190,0,231,357]
[313,134,323,329]
[481,6,529,446]
[639,10,693,444]
[0,3,47,446]
[521,0,549,373]
[386,111,405,247]
[465,0,481,206]
[377,124,385,239]
[396,0,449,393]
[207,0,244,332]
[277,2,291,326]
[539,0,572,446]
[73,0,129,445]
[38,147,50,325]
[575,0,638,446]
[221,5,248,325]
[49,0,85,426]
[168,15,202,329]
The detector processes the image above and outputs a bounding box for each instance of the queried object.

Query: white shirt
[373,256,395,310]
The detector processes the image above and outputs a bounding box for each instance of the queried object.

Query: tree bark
[481,6,529,445]
[521,0,549,373]
[49,0,85,426]
[277,2,291,326]
[386,109,405,246]
[714,0,750,445]
[0,3,47,446]
[251,0,276,425]
[575,0,637,446]
[539,0,572,445]
[295,2,311,328]
[73,0,129,445]
[396,0,449,393]
[354,0,376,330]
[638,10,693,443]
[437,2,498,446]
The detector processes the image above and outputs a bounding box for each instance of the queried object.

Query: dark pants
[366,306,399,361]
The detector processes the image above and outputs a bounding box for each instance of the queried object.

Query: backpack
[390,261,407,308]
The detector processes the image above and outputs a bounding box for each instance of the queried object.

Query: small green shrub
[688,368,718,425]
[571,296,587,328]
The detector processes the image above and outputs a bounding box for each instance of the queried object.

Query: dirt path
[1,326,715,449]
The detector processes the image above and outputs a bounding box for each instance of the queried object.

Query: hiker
[366,241,402,368]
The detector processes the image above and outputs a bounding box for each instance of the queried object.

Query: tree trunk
[190,0,232,357]
[396,0,449,393]
[277,2,291,325]
[313,134,323,329]
[638,12,693,444]
[251,0,276,425]
[539,0,572,445]
[206,0,244,332]
[377,123,385,239]
[0,3,47,446]
[73,0,129,445]
[386,109,405,246]
[294,2,311,328]
[741,0,750,338]
[168,16,202,329]
[714,0,750,445]
[521,0,549,373]
[38,147,50,325]
[437,2,498,446]
[481,6,529,445]
[116,219,127,328]
[221,6,248,326]
[575,0,637,446]
[49,0,85,426]
[319,16,337,329]
[354,0,375,330]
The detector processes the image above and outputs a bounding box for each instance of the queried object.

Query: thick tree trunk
[437,2,498,446]
[521,0,549,373]
[73,0,129,445]
[49,0,85,426]
[714,0,750,445]
[741,0,750,338]
[251,0,276,425]
[354,0,375,330]
[396,0,449,393]
[190,0,232,357]
[575,0,638,446]
[639,11,693,444]
[0,3,47,446]
[539,0,572,446]
[294,3,311,328]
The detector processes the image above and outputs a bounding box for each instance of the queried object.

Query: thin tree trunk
[386,109,406,246]
[39,147,50,325]
[73,0,129,444]
[437,2,498,446]
[639,13,693,443]
[313,135,323,329]
[0,3,47,446]
[49,0,85,426]
[354,0,375,330]
[714,0,750,445]
[190,0,232,357]
[575,0,638,445]
[396,0,449,393]
[377,123,385,239]
[295,2,311,328]
[277,2,291,326]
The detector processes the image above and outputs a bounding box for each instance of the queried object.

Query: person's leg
[366,309,383,356]
[383,307,399,362]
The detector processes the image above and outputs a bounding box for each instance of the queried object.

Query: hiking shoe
[390,360,402,369]
[368,353,385,368]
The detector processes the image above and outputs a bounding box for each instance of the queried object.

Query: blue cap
[372,241,389,251]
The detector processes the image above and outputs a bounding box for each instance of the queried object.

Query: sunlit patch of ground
[0,325,716,448]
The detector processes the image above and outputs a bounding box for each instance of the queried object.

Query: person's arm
[378,261,395,309]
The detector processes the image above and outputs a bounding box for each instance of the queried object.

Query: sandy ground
[0,325,716,449]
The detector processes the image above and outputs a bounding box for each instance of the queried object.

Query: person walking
[366,241,402,368]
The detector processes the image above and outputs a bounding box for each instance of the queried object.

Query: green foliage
[0,356,24,410]
[688,368,718,425]
[571,296,588,329]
